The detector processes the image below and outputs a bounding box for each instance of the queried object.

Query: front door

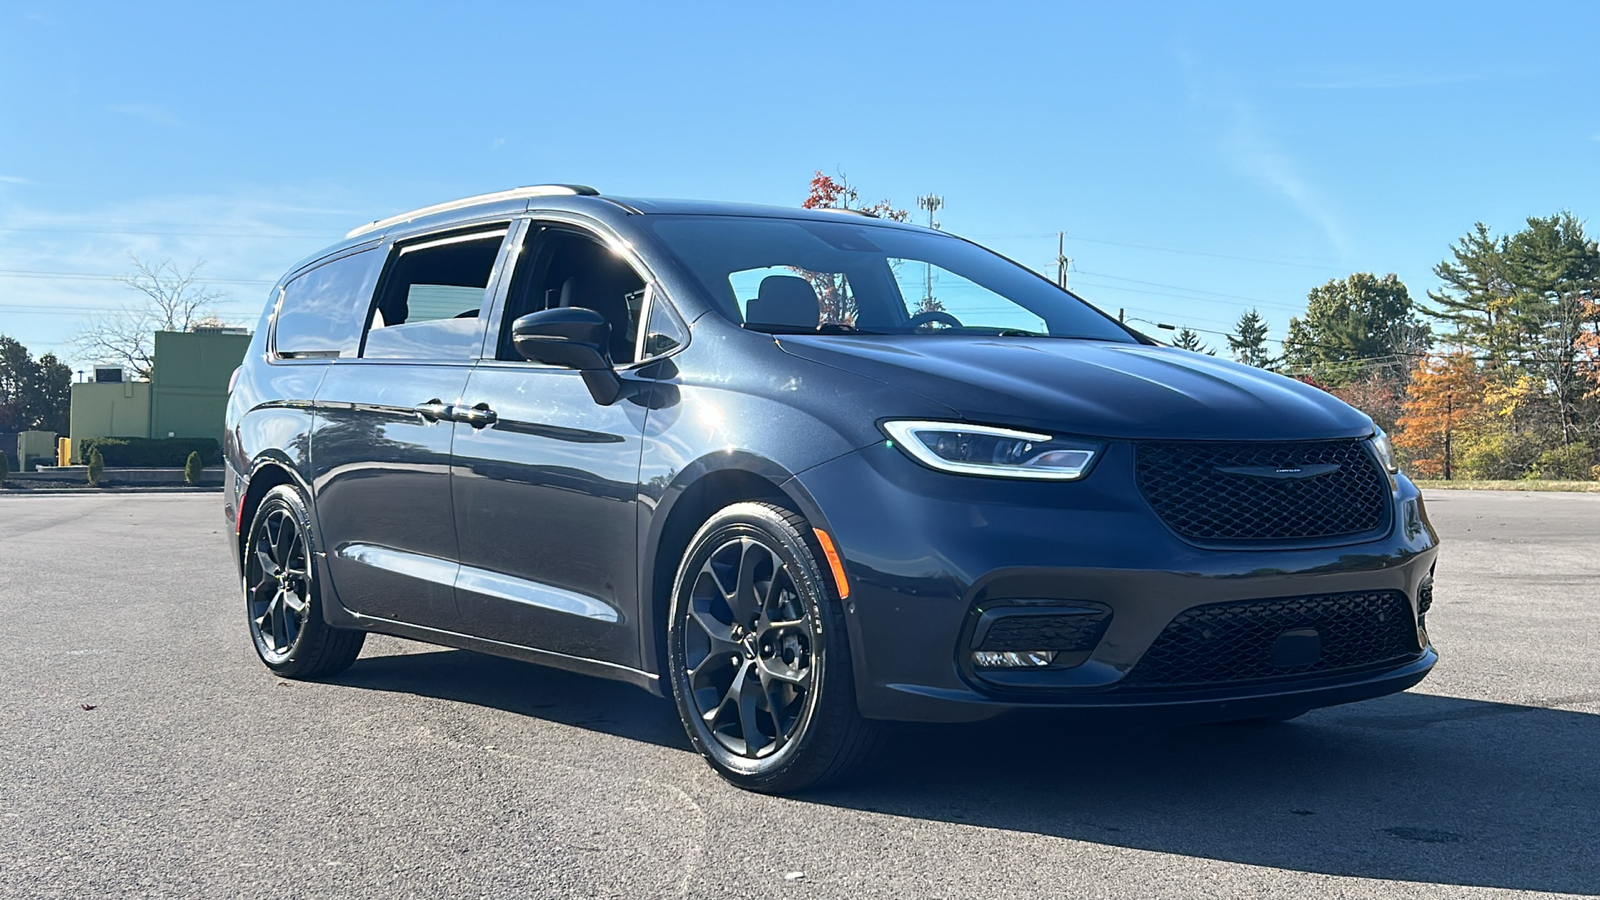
[449,222,655,666]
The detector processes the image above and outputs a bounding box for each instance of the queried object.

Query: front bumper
[789,441,1439,723]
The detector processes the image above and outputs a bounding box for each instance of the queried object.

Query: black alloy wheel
[684,535,815,758]
[243,484,364,678]
[248,501,310,662]
[667,502,878,793]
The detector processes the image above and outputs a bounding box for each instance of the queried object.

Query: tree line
[1216,213,1599,480]
[0,336,70,435]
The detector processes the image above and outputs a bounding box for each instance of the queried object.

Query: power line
[1073,269,1309,313]
[968,230,1348,272]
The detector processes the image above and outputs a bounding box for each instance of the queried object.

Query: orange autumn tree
[1580,292,1600,392]
[799,172,910,324]
[1395,350,1489,479]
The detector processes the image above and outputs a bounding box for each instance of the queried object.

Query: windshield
[641,215,1136,341]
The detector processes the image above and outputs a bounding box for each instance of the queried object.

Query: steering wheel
[909,310,963,330]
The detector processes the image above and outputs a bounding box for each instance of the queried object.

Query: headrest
[745,275,821,329]
[558,274,633,360]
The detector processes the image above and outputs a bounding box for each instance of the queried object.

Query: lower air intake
[1121,590,1419,689]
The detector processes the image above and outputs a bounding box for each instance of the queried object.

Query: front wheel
[667,502,878,793]
[243,484,364,679]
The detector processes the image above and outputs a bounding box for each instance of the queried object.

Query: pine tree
[1227,309,1273,369]
[1427,214,1600,448]
[1172,327,1214,355]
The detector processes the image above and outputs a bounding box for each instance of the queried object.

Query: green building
[69,328,251,461]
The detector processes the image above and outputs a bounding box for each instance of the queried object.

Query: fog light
[973,650,1057,668]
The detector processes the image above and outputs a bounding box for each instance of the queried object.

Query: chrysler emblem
[1215,463,1341,480]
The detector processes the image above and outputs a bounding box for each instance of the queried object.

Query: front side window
[497,225,648,364]
[640,284,689,359]
[273,248,381,358]
[362,229,506,360]
[643,216,1134,341]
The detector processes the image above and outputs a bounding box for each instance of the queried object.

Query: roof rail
[345,184,600,238]
[817,207,880,218]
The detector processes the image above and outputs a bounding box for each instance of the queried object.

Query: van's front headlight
[881,420,1103,481]
[1369,426,1400,474]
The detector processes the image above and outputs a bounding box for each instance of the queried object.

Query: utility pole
[917,195,943,307]
[1056,231,1071,290]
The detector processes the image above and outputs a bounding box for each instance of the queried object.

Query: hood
[775,335,1372,441]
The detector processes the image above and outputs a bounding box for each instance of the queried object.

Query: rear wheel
[243,484,364,678]
[667,502,878,793]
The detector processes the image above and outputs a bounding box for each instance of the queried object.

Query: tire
[666,502,879,793]
[243,484,364,679]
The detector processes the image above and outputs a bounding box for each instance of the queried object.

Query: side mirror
[511,308,626,405]
[512,307,611,369]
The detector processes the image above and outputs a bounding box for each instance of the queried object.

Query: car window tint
[363,229,505,360]
[274,248,381,358]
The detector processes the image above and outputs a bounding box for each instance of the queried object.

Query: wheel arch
[235,455,311,577]
[640,457,833,685]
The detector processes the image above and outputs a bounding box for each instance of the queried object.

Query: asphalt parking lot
[1,490,1596,899]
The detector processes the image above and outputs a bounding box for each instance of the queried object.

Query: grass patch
[1413,479,1600,492]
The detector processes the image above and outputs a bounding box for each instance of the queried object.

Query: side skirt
[339,611,665,696]
[311,547,662,696]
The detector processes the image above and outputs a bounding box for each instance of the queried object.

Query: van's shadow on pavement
[334,649,1600,895]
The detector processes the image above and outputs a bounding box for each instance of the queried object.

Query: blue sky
[1,1,1595,371]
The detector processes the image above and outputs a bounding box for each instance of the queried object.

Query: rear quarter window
[273,248,381,358]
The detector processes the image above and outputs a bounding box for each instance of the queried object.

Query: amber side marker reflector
[813,528,851,600]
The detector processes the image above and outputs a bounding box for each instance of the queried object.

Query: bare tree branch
[74,255,227,379]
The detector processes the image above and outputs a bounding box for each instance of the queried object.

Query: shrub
[1456,428,1542,480]
[87,448,105,487]
[77,436,219,469]
[1528,442,1595,481]
[184,451,203,485]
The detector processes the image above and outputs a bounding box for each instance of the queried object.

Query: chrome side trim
[335,543,620,623]
[455,564,620,623]
[346,186,598,238]
[338,542,460,587]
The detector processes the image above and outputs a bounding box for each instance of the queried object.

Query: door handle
[413,399,452,422]
[455,402,498,429]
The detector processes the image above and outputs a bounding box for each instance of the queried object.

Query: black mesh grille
[1121,590,1419,689]
[1136,439,1390,542]
[977,611,1111,652]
